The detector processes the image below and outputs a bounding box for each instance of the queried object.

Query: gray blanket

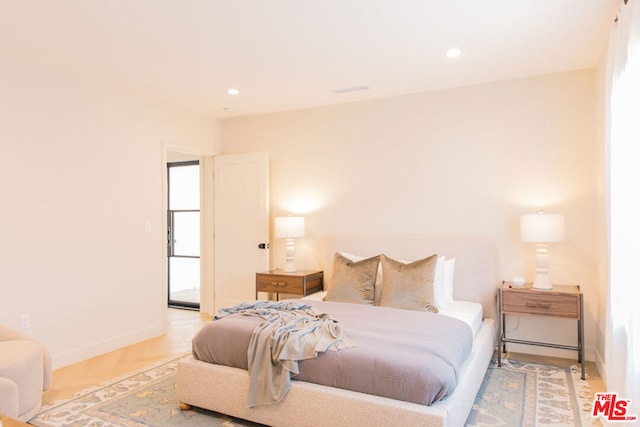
[213,300,354,407]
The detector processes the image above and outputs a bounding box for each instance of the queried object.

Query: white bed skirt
[177,318,495,427]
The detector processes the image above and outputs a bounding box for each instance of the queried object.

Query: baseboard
[594,347,607,386]
[51,324,164,369]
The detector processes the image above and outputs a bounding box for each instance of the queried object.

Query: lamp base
[532,243,553,290]
[532,273,553,290]
[283,261,297,273]
[283,238,297,273]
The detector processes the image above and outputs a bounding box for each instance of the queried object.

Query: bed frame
[177,234,499,427]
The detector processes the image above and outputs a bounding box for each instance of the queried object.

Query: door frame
[167,160,201,310]
[161,142,216,317]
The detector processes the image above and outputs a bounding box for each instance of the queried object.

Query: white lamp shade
[520,213,565,243]
[275,216,305,238]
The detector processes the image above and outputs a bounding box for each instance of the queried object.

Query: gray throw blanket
[214,300,354,407]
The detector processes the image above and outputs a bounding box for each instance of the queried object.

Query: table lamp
[520,211,565,290]
[275,215,305,272]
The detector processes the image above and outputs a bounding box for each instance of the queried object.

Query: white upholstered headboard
[321,234,500,320]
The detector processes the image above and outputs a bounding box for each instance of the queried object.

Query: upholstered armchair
[0,325,51,421]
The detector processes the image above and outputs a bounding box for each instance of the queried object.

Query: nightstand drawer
[255,270,323,299]
[502,290,579,319]
[256,274,304,294]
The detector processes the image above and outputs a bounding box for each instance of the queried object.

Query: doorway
[167,160,200,310]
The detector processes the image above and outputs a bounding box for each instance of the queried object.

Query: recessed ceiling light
[334,85,370,94]
[227,88,239,95]
[446,48,462,58]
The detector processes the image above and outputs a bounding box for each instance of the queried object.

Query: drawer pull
[271,281,287,287]
[526,302,551,309]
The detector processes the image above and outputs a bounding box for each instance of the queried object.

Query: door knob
[258,243,270,249]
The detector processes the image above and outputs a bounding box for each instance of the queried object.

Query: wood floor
[41,308,606,419]
[41,308,210,404]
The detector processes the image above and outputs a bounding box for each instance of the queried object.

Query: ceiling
[0,0,620,119]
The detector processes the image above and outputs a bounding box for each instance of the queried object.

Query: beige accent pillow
[325,253,380,305]
[379,254,439,312]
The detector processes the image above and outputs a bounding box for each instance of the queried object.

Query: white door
[214,152,269,311]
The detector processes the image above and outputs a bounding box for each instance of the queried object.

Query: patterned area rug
[30,355,264,427]
[467,359,595,426]
[30,356,594,427]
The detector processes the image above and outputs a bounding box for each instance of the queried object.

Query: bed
[177,234,499,427]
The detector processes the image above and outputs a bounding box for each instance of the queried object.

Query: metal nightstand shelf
[497,281,585,379]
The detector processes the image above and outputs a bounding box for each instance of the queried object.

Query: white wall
[0,57,219,368]
[221,69,603,361]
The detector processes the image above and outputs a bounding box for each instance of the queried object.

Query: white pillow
[443,258,456,305]
[433,256,456,308]
[433,255,446,308]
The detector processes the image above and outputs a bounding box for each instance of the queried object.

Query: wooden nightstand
[255,270,324,300]
[498,281,585,379]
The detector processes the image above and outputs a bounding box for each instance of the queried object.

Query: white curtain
[605,0,640,417]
